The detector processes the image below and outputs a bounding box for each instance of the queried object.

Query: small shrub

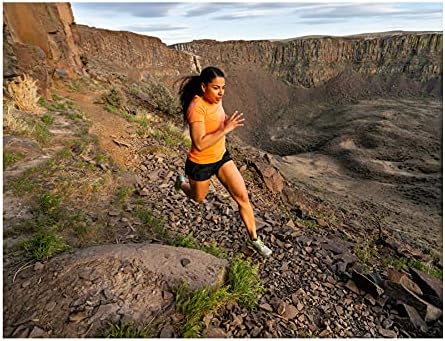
[102,88,127,111]
[131,79,179,116]
[103,321,152,338]
[355,238,378,266]
[6,74,45,113]
[23,228,68,260]
[3,104,34,136]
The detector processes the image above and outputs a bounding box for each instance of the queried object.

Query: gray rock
[69,311,88,323]
[206,327,227,338]
[259,303,273,312]
[159,324,175,338]
[28,326,46,338]
[387,268,423,296]
[384,280,442,322]
[399,304,428,333]
[283,304,299,320]
[34,262,44,271]
[345,280,360,294]
[352,270,384,297]
[379,328,397,338]
[409,267,443,302]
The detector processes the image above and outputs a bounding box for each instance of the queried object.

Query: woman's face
[202,76,225,104]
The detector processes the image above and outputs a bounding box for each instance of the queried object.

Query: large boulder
[3,243,228,337]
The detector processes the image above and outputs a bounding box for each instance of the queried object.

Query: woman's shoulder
[190,95,208,111]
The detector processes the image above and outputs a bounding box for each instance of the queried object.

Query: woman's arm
[190,111,244,151]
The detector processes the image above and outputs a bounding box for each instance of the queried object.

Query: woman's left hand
[224,111,245,134]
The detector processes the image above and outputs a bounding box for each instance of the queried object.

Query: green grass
[383,256,407,271]
[31,120,52,145]
[201,241,227,259]
[383,256,443,279]
[173,234,227,259]
[38,192,61,214]
[41,114,55,125]
[355,238,378,266]
[4,151,24,168]
[102,321,153,338]
[301,219,317,229]
[116,186,134,204]
[22,227,68,260]
[227,255,265,310]
[409,259,443,279]
[176,283,231,338]
[8,174,39,194]
[173,234,197,249]
[175,255,264,337]
[134,207,168,240]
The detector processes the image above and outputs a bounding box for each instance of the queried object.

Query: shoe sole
[247,243,272,257]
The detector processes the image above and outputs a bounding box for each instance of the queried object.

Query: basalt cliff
[3,3,442,99]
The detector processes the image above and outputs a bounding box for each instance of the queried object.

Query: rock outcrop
[71,25,197,83]
[3,3,84,95]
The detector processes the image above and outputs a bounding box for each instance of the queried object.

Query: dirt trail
[56,88,133,168]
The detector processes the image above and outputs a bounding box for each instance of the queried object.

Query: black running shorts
[185,150,232,181]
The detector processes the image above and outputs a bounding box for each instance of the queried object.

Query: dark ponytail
[178,66,225,122]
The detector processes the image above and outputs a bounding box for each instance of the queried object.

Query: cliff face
[3,2,442,98]
[71,24,197,83]
[172,33,443,88]
[3,3,83,95]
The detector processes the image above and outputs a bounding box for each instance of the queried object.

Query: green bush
[130,78,179,116]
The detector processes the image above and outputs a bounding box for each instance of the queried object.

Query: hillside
[3,2,443,338]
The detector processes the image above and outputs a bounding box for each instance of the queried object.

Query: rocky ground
[3,81,443,337]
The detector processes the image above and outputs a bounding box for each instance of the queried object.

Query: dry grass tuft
[3,104,34,135]
[6,74,46,114]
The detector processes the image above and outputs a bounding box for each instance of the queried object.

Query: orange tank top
[187,95,226,164]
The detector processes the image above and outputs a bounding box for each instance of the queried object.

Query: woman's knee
[233,191,249,206]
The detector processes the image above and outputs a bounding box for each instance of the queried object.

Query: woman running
[175,66,272,257]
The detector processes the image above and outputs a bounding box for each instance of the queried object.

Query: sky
[70,2,443,45]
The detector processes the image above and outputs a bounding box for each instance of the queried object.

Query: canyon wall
[172,33,442,88]
[3,3,84,95]
[3,3,442,98]
[71,25,196,84]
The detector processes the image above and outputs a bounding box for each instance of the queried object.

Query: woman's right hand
[223,111,245,134]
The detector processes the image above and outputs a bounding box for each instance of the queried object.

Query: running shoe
[248,237,272,257]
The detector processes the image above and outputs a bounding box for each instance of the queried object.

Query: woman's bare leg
[180,177,211,204]
[216,160,257,240]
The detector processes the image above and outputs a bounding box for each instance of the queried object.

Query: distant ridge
[273,30,443,42]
